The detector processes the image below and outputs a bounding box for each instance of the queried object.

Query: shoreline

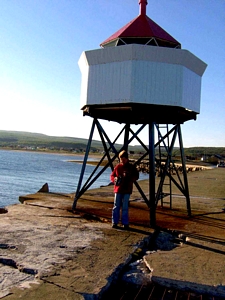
[0,148,103,159]
[0,148,219,166]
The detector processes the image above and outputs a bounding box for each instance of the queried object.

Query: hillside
[0,130,224,158]
[0,130,106,153]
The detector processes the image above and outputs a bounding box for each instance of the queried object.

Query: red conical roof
[100,1,181,48]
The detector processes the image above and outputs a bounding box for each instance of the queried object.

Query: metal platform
[82,103,197,125]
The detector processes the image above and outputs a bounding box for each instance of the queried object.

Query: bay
[0,150,148,208]
[0,150,112,208]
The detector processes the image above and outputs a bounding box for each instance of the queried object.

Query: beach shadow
[184,240,225,255]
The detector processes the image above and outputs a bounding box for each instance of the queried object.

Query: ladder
[156,124,172,209]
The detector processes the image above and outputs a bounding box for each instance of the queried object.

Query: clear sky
[0,0,224,147]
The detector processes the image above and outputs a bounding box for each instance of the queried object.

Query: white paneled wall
[78,44,207,114]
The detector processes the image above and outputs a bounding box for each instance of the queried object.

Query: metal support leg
[124,123,130,152]
[178,124,191,216]
[72,119,96,210]
[149,122,156,227]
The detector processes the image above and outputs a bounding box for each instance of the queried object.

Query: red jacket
[110,162,139,194]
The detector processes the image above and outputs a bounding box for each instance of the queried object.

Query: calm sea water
[0,150,147,208]
[0,150,112,208]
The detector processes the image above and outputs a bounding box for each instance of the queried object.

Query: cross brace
[72,118,191,227]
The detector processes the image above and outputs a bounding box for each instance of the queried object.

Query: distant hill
[181,147,225,157]
[0,130,132,153]
[0,130,224,157]
[0,130,107,153]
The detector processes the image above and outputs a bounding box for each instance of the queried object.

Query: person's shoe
[112,224,118,229]
[123,225,129,230]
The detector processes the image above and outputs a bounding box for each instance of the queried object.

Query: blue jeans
[112,193,130,225]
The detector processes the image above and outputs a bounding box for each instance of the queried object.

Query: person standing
[110,150,139,229]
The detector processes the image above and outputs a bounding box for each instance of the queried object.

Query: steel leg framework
[72,118,191,227]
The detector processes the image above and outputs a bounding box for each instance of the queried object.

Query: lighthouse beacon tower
[73,1,207,226]
[78,1,207,124]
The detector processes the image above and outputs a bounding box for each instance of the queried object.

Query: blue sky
[0,0,224,147]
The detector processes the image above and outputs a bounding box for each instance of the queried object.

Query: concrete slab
[0,167,225,299]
